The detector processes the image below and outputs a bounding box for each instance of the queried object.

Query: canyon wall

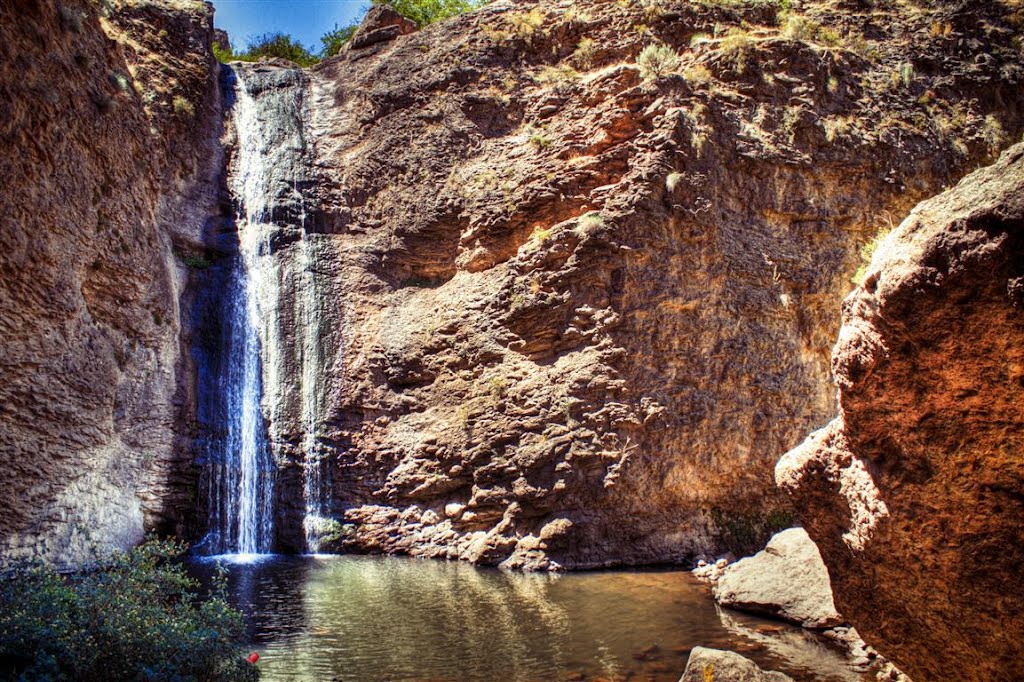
[777,143,1024,681]
[249,0,1024,567]
[0,0,219,566]
[3,0,1024,571]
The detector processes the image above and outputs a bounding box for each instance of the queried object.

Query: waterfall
[299,236,331,552]
[200,62,333,555]
[207,258,274,555]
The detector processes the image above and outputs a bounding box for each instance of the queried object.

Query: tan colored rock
[777,143,1024,680]
[713,528,842,629]
[679,647,793,682]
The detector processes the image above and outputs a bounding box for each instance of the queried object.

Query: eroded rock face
[0,0,220,566]
[266,0,1024,568]
[713,528,842,630]
[680,647,794,682]
[776,143,1024,680]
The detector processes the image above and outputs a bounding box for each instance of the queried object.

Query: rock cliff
[253,0,1024,568]
[0,0,220,566]
[3,0,1024,573]
[777,142,1024,680]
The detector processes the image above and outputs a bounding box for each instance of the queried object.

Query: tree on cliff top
[374,0,485,27]
[235,32,320,66]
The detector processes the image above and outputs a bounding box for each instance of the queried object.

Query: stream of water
[189,555,867,682]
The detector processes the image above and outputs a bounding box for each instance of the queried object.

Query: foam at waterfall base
[197,553,277,565]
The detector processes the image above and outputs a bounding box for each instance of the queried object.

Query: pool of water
[188,554,867,682]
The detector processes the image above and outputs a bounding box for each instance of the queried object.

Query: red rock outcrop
[262,0,1024,567]
[777,143,1024,680]
[0,0,220,566]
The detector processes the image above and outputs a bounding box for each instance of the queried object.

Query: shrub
[666,172,683,192]
[506,8,547,45]
[781,13,819,41]
[718,28,754,70]
[172,95,195,117]
[529,132,551,149]
[236,32,319,67]
[573,37,597,69]
[982,114,1007,153]
[637,43,680,81]
[377,0,483,28]
[212,42,235,63]
[534,63,579,88]
[0,540,257,682]
[852,228,891,284]
[320,22,359,57]
[683,63,713,87]
[578,211,605,231]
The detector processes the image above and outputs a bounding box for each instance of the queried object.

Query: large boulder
[679,647,794,682]
[776,143,1024,680]
[713,528,842,629]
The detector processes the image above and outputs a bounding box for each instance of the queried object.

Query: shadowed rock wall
[0,0,221,566]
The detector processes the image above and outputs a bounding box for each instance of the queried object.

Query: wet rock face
[776,143,1024,681]
[0,0,220,566]
[281,0,1024,568]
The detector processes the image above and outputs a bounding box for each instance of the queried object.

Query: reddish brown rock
[0,0,220,566]
[777,143,1024,680]
[287,0,1024,568]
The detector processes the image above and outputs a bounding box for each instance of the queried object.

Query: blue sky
[210,0,370,52]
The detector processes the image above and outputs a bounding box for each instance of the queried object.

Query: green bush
[637,43,680,81]
[320,22,359,57]
[375,0,484,28]
[236,33,320,67]
[0,540,258,682]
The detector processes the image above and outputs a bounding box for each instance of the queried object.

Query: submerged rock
[679,647,793,682]
[776,143,1024,680]
[713,527,842,630]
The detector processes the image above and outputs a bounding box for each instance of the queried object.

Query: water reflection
[188,555,865,682]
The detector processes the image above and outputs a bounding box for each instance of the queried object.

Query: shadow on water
[188,555,867,682]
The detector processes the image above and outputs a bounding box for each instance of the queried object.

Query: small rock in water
[713,527,843,629]
[632,644,662,661]
[679,647,794,682]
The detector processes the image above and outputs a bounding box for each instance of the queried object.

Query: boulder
[679,647,794,682]
[713,528,842,629]
[348,5,416,51]
[776,143,1024,680]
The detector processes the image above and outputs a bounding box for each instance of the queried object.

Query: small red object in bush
[247,652,260,664]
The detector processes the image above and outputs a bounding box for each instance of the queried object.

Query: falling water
[299,235,331,552]
[202,62,334,555]
[203,258,274,555]
[199,64,294,556]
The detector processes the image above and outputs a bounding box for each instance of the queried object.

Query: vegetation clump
[231,32,320,67]
[376,0,484,28]
[852,228,891,284]
[0,540,257,682]
[637,43,680,81]
[320,22,359,57]
[172,94,195,117]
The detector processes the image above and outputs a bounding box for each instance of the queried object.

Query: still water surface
[189,554,866,682]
